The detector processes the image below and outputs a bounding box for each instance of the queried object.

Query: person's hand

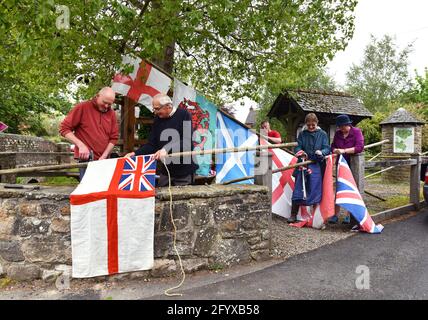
[154,148,167,161]
[98,154,107,161]
[295,150,307,159]
[315,150,323,156]
[333,149,345,155]
[77,143,90,160]
[124,152,135,158]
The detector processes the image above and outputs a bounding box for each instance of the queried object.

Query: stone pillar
[56,143,71,164]
[410,154,421,209]
[350,152,365,194]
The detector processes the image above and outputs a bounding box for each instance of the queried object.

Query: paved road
[151,209,428,300]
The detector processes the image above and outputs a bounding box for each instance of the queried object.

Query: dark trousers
[158,173,194,187]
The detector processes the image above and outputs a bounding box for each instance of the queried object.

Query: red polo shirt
[268,130,282,141]
[59,98,119,160]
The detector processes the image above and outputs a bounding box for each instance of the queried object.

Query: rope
[162,159,186,297]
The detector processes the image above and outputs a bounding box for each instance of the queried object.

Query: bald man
[60,87,119,179]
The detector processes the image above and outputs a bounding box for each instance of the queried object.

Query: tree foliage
[345,35,413,112]
[1,0,357,105]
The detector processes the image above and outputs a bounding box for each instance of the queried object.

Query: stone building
[267,89,372,142]
[380,108,425,182]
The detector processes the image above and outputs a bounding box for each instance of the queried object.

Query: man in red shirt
[261,120,282,144]
[59,87,119,179]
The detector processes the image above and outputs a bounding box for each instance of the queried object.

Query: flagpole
[0,143,297,176]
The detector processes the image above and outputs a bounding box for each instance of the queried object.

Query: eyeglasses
[152,104,168,113]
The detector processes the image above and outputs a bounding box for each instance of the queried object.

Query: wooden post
[350,152,365,194]
[254,150,273,250]
[410,153,421,209]
[122,97,136,153]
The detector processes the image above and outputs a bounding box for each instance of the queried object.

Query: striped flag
[111,56,171,111]
[70,155,156,278]
[216,112,258,184]
[292,155,335,229]
[260,138,297,218]
[336,155,384,233]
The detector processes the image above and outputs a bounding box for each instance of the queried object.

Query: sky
[234,0,428,123]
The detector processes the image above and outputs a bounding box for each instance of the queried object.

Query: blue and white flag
[215,112,258,184]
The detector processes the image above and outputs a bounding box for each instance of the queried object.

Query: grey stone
[39,202,60,217]
[22,236,71,264]
[0,262,4,276]
[16,217,50,237]
[42,269,62,283]
[261,229,270,241]
[194,227,221,257]
[181,258,208,273]
[129,270,150,280]
[150,259,177,277]
[156,202,190,231]
[212,239,251,266]
[247,236,261,246]
[51,217,70,233]
[7,264,41,281]
[191,206,210,226]
[154,233,173,258]
[250,240,269,250]
[55,264,72,275]
[250,250,270,261]
[0,199,18,215]
[0,240,25,262]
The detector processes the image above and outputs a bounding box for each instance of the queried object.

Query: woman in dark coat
[288,113,331,223]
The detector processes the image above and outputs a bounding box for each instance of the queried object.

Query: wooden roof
[268,89,373,120]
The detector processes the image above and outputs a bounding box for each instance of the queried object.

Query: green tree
[1,0,357,105]
[345,35,413,112]
[401,68,428,115]
[356,111,388,154]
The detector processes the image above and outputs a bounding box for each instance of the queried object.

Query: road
[150,208,428,300]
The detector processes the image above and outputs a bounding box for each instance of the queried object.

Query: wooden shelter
[267,89,372,142]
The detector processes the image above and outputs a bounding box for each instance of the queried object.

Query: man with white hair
[60,87,119,179]
[126,93,198,187]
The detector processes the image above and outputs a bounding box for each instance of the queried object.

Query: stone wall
[381,124,423,182]
[0,184,270,282]
[0,133,58,153]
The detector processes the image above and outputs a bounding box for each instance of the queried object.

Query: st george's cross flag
[260,138,297,218]
[111,55,171,111]
[292,155,336,229]
[336,155,384,233]
[70,155,157,278]
[216,112,258,184]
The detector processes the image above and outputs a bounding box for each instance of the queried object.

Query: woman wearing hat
[329,114,364,224]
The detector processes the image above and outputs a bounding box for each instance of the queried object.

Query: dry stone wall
[0,184,271,282]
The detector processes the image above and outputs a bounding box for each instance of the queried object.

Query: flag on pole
[0,121,7,132]
[111,55,171,111]
[260,138,297,218]
[336,155,384,233]
[172,79,217,177]
[292,155,335,229]
[216,112,258,184]
[70,155,156,278]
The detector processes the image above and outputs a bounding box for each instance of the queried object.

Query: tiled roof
[380,108,425,125]
[287,89,372,117]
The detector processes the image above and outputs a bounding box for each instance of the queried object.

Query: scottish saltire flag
[112,55,171,111]
[260,138,297,218]
[292,155,335,229]
[70,155,156,278]
[336,155,384,233]
[173,79,217,177]
[216,112,258,184]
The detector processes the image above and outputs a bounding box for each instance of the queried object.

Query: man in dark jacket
[125,93,198,187]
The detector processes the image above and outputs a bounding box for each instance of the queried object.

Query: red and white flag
[293,155,335,229]
[260,138,297,218]
[111,55,171,111]
[70,155,156,278]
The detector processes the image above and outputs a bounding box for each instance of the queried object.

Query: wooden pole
[0,142,297,176]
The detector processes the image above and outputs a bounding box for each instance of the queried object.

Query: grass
[0,277,14,289]
[384,195,410,209]
[208,263,224,271]
[40,176,79,186]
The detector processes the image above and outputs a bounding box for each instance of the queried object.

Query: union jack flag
[336,155,384,233]
[118,156,156,192]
